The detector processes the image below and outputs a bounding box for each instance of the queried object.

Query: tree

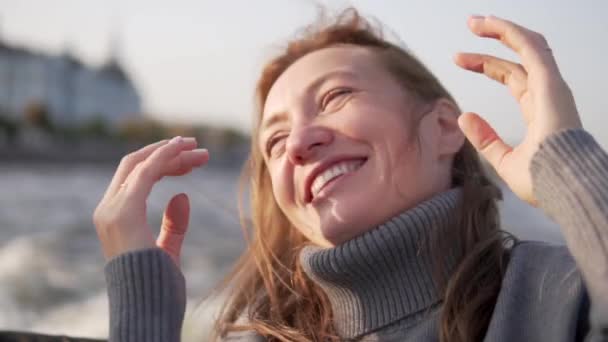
[0,110,19,144]
[81,115,111,138]
[117,119,165,143]
[23,101,53,132]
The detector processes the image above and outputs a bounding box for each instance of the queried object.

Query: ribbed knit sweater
[104,128,608,341]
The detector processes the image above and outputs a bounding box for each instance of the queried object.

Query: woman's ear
[434,98,465,158]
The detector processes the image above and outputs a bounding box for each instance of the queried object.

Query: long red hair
[202,8,513,342]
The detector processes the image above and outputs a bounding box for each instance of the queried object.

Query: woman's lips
[310,158,367,204]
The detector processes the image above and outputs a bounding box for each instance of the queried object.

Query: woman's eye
[321,87,353,110]
[267,135,286,156]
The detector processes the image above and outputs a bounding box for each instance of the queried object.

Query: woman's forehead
[272,45,375,93]
[262,45,379,116]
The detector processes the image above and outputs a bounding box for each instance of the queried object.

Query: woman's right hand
[93,136,210,268]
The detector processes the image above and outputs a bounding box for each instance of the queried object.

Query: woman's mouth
[310,158,367,202]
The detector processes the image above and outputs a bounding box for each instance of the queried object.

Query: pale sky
[0,0,606,146]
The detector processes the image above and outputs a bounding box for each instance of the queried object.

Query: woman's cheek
[274,166,297,206]
[330,106,377,136]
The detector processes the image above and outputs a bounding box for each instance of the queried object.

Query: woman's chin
[317,215,366,246]
[311,194,374,245]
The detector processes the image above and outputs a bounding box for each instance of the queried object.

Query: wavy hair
[205,8,515,342]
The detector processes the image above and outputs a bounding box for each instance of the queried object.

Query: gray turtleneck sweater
[104,128,608,341]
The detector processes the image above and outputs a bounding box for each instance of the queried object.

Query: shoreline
[0,145,249,168]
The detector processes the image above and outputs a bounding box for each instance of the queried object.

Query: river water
[0,163,565,339]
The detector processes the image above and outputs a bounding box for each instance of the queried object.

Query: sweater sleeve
[104,247,186,342]
[530,128,608,341]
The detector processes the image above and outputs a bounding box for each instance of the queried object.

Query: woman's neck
[298,186,463,338]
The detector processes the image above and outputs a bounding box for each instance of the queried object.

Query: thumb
[458,112,512,173]
[157,193,190,268]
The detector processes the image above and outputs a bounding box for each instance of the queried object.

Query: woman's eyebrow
[261,111,288,133]
[260,70,359,133]
[304,69,359,94]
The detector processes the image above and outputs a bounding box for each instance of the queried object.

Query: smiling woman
[93,7,607,342]
[259,44,464,247]
[213,11,507,341]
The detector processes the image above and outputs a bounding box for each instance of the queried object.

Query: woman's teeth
[311,159,365,198]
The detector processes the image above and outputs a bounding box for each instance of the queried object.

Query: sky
[0,0,606,146]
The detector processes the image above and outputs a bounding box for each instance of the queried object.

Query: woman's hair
[206,8,514,342]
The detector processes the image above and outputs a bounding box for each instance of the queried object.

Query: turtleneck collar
[299,187,463,338]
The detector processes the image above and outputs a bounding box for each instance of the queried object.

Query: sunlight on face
[259,45,450,247]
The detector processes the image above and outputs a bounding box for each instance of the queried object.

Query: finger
[123,139,205,200]
[458,112,513,173]
[120,148,208,193]
[164,149,210,176]
[467,15,559,76]
[157,193,190,268]
[454,53,531,123]
[105,139,169,198]
[454,53,527,93]
[126,148,209,183]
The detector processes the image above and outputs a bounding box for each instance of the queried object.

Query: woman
[93,9,607,342]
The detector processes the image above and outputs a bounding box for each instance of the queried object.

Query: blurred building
[0,40,141,127]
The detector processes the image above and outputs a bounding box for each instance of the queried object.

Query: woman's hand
[454,15,582,207]
[93,136,210,268]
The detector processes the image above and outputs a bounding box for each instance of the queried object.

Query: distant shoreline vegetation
[0,102,250,167]
[0,102,505,181]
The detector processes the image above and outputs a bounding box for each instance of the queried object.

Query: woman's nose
[285,124,333,165]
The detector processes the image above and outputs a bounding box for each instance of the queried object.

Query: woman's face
[260,45,463,247]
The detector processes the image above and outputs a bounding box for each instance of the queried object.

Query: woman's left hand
[454,15,582,207]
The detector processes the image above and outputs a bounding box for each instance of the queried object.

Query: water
[0,163,247,339]
[0,164,564,339]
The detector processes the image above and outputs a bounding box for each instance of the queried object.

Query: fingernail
[169,136,183,144]
[183,137,197,144]
[470,14,485,20]
[193,148,208,154]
